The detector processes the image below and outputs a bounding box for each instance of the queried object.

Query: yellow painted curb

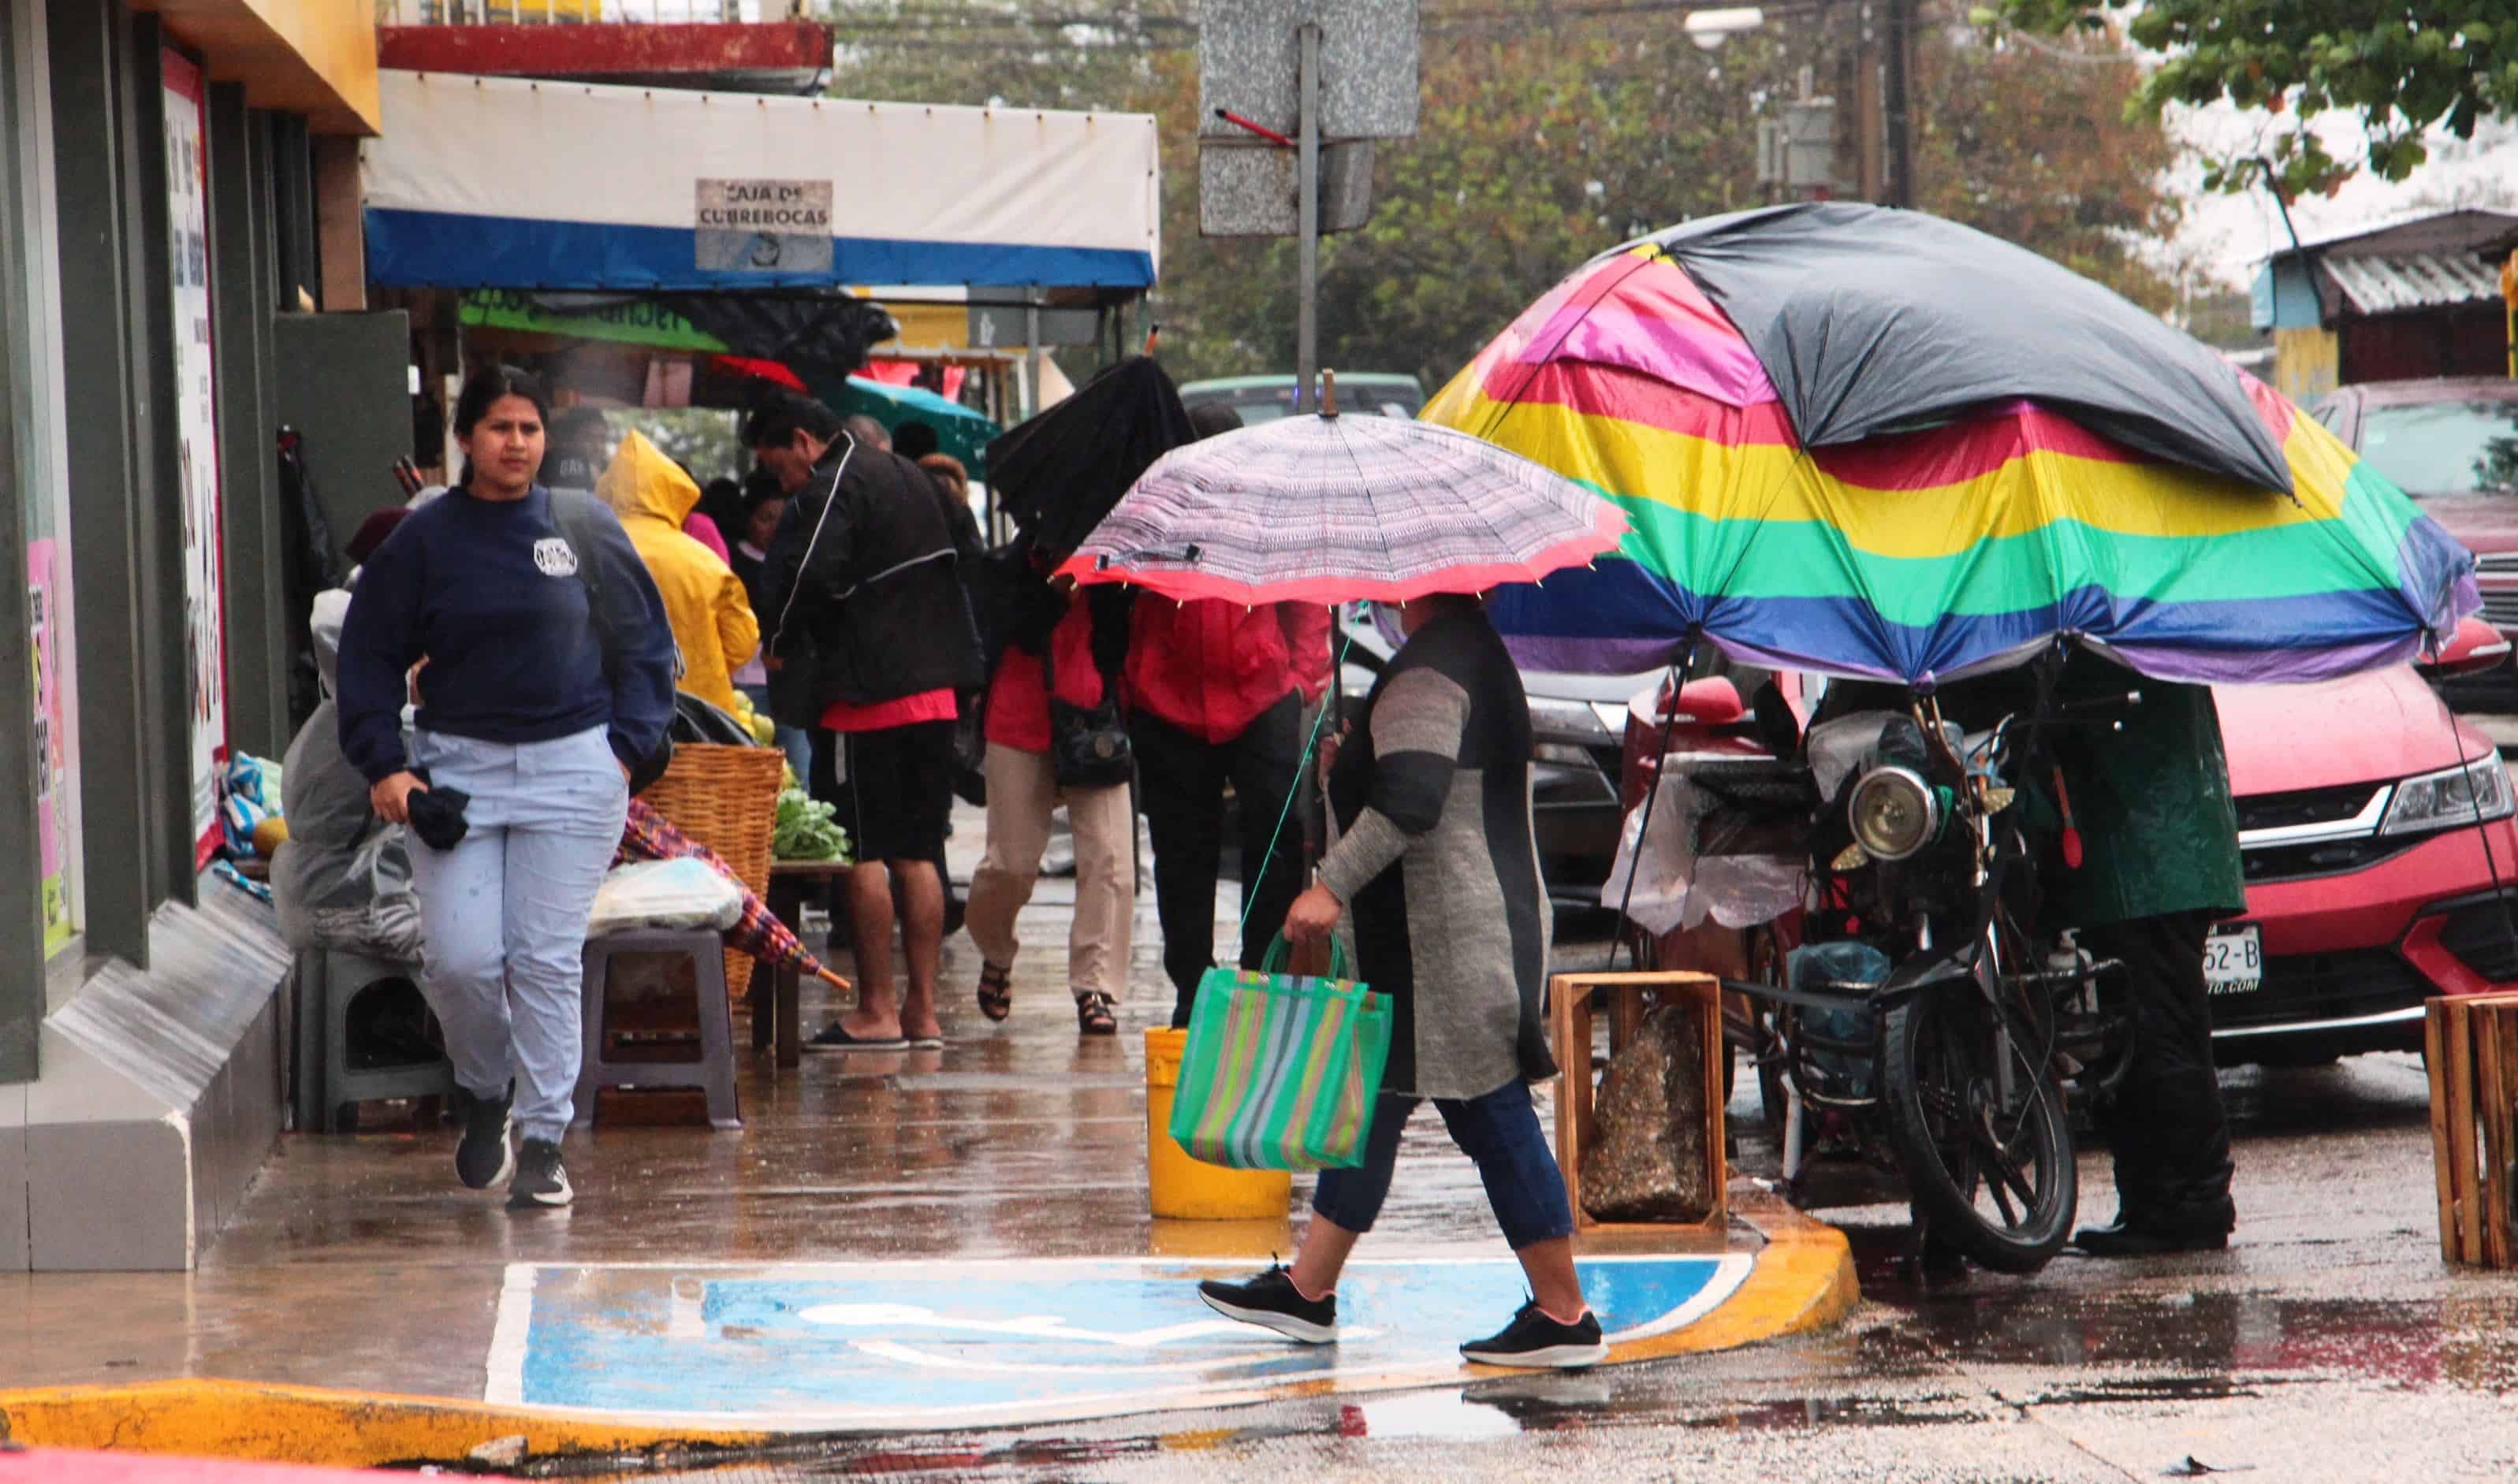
[0,1380,784,1471]
[0,1188,1857,1471]
[1607,1184,1860,1364]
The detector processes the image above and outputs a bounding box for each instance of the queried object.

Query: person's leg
[889,720,959,1044]
[2080,911,2237,1248]
[1291,1093,1418,1296]
[1129,712,1229,1025]
[966,744,1056,1013]
[1198,1094,1415,1342]
[1065,777,1136,1006]
[1435,1082,1587,1322]
[1227,692,1307,970]
[498,731,629,1152]
[408,821,513,1104]
[837,727,904,1041]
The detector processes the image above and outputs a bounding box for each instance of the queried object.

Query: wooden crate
[1548,971,1726,1236]
[2426,992,2518,1267]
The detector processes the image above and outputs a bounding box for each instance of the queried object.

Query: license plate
[2204,924,2263,995]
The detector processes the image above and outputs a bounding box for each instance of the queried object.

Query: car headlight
[1528,696,1615,743]
[2380,757,2516,836]
[1849,766,1939,861]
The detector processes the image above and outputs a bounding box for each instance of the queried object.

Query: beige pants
[966,742,1134,1001]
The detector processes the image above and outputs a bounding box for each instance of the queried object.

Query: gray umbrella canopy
[1639,203,2294,497]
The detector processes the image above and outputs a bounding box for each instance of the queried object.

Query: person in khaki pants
[967,571,1136,1036]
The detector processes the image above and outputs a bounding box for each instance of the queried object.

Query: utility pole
[1294,21,1321,412]
[1883,0,1915,207]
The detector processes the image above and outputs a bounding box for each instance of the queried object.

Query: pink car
[1624,619,2518,1067]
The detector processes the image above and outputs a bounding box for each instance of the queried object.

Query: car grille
[2235,781,2386,834]
[2208,948,2433,1032]
[2240,838,2416,884]
[2483,591,2518,630]
[2476,553,2518,575]
[2439,900,2518,984]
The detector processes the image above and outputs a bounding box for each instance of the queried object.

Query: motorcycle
[1632,655,2139,1274]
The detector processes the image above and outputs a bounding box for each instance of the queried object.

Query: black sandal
[1076,991,1118,1036]
[977,963,1014,1023]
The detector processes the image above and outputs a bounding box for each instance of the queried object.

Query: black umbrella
[1641,203,2294,497]
[985,355,1197,554]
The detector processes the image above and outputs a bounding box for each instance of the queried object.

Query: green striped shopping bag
[1168,938,1393,1170]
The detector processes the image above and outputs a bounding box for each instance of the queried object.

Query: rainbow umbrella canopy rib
[1420,204,2477,688]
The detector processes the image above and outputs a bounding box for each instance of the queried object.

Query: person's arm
[1313,666,1468,904]
[580,503,680,768]
[1277,601,1333,705]
[335,532,426,786]
[716,569,762,673]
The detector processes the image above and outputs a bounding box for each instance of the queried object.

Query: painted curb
[0,1188,1857,1471]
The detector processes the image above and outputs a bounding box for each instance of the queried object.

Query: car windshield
[1184,382,1423,426]
[2358,399,2518,497]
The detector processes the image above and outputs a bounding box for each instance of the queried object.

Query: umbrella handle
[1144,323,1160,357]
[1320,367,1339,419]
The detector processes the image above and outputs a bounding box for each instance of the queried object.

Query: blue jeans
[1311,1080,1575,1251]
[407,726,628,1144]
[739,682,812,785]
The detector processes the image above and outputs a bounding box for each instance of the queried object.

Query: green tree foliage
[822,2,2186,386]
[2001,1,2518,194]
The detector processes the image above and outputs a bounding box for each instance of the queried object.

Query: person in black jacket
[750,393,981,1051]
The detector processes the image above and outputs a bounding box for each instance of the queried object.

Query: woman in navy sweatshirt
[337,366,676,1210]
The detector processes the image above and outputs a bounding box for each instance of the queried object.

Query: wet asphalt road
[564,1048,2518,1483]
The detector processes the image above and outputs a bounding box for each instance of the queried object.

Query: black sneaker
[1198,1265,1338,1344]
[508,1138,572,1210]
[450,1084,515,1191]
[1459,1300,1608,1369]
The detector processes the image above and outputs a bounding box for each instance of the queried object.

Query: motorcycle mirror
[1659,676,1746,727]
[2418,616,2514,681]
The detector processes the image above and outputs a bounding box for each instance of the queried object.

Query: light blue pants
[408,726,628,1144]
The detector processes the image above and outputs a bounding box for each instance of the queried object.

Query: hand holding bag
[1168,936,1392,1170]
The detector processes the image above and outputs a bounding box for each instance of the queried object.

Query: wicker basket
[638,741,785,1002]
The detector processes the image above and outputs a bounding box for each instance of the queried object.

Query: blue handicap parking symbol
[490,1255,1751,1427]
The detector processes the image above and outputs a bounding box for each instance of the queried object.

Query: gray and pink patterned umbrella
[1060,376,1626,604]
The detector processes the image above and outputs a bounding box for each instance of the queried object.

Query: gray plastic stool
[575,928,743,1130]
[292,947,457,1133]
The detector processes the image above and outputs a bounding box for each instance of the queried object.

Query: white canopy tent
[362,72,1160,292]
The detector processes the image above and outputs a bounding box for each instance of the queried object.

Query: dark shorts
[813,720,956,865]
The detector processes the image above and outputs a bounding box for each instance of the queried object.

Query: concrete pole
[1295,22,1320,413]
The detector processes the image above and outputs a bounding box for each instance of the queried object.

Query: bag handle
[1257,934,1349,981]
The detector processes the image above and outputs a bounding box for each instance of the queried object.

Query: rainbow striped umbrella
[1421,208,2478,686]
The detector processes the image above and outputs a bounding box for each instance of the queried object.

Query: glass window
[2357,399,2518,500]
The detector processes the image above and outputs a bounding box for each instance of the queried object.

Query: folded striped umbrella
[1062,378,1627,604]
[616,799,848,993]
[1420,206,2479,686]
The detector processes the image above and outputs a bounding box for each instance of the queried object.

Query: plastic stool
[292,947,457,1133]
[575,929,743,1130]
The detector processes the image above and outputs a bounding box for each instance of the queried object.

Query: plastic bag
[587,857,744,936]
[222,753,285,858]
[1788,941,1890,1099]
[272,697,424,959]
[1602,765,1804,935]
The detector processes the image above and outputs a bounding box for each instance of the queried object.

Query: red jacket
[1125,597,1331,744]
[985,593,1106,754]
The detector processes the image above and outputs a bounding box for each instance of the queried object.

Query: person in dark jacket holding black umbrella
[750,393,981,1051]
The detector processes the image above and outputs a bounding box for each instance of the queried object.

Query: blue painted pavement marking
[487,1255,1751,1427]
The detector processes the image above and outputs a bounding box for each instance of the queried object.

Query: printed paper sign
[695,178,833,274]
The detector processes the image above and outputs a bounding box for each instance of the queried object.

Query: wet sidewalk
[0,824,1848,1465]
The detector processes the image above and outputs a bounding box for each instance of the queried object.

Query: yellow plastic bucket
[1144,1027,1291,1220]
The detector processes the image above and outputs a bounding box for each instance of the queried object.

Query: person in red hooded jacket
[1129,403,1333,1028]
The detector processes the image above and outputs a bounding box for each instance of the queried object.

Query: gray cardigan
[1319,608,1555,1101]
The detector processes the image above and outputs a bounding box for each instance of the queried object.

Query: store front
[0,0,378,1270]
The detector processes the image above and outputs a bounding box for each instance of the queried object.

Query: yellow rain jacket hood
[597,430,758,712]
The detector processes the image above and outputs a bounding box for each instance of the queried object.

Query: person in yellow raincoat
[597,430,759,714]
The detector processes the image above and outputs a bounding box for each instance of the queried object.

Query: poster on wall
[163,50,229,871]
[29,540,72,951]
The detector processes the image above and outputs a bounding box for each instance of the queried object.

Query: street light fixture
[1682,6,1764,50]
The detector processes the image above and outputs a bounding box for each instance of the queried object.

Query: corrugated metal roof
[2322,252,2504,314]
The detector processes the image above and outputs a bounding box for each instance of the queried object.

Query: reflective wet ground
[8,821,2514,1479]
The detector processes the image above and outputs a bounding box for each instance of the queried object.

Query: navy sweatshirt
[336,485,678,784]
